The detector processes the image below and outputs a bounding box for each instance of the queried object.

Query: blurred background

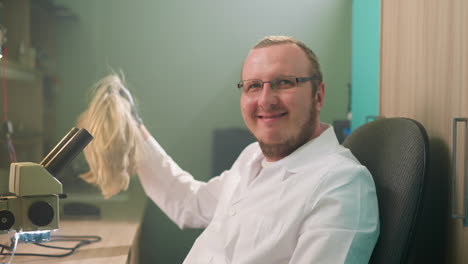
[53,0,353,179]
[0,0,354,262]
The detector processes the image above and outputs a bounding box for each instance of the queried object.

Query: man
[137,36,379,263]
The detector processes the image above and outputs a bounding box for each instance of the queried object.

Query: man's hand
[119,86,143,125]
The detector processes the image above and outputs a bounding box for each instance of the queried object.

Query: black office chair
[342,117,429,264]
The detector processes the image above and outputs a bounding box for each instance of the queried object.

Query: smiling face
[240,43,325,161]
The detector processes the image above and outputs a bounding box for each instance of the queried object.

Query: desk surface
[1,219,141,264]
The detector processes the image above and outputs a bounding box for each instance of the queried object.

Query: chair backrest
[342,118,429,264]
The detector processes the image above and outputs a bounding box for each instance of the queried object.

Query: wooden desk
[0,219,141,264]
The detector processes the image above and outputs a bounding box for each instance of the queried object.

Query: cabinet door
[0,77,44,166]
[458,0,468,262]
[381,0,468,263]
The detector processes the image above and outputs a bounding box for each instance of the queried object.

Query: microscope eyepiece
[41,128,93,177]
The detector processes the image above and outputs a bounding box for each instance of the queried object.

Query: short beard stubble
[257,99,317,161]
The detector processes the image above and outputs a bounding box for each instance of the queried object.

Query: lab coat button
[229,207,236,216]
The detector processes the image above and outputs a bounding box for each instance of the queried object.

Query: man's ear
[314,82,325,111]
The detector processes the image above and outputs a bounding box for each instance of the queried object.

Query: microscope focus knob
[28,201,54,227]
[0,210,15,230]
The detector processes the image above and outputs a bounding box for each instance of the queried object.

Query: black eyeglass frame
[237,74,322,90]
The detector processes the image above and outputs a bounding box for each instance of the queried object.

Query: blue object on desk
[17,230,51,243]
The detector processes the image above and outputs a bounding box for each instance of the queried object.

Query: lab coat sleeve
[289,165,380,264]
[137,136,226,229]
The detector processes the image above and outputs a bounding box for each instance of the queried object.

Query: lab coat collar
[232,125,338,203]
[259,124,339,180]
[237,124,339,191]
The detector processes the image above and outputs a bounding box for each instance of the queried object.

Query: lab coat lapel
[254,165,289,187]
[231,163,289,206]
[280,125,339,174]
[230,148,263,205]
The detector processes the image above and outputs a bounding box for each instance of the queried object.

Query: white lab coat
[137,126,379,264]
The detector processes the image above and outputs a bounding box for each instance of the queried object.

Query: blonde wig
[77,74,144,199]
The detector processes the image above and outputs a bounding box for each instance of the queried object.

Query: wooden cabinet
[0,66,44,165]
[0,0,60,167]
[380,0,468,262]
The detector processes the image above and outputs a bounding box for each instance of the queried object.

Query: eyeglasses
[237,75,321,95]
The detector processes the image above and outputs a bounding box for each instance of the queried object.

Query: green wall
[53,0,352,262]
[351,0,380,130]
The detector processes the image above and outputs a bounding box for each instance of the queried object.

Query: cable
[0,235,102,258]
[2,46,8,122]
[6,134,16,162]
[0,233,19,264]
[7,233,18,264]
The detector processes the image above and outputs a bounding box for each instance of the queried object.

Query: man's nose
[258,83,278,107]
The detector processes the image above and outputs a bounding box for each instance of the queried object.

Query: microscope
[0,128,92,240]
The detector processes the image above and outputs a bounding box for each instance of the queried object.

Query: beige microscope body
[0,128,92,236]
[0,163,62,233]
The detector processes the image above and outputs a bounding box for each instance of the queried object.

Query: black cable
[34,235,101,251]
[0,235,102,258]
[34,243,77,251]
[0,243,12,251]
[0,244,6,261]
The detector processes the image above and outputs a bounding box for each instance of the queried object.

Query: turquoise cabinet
[351,0,380,130]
